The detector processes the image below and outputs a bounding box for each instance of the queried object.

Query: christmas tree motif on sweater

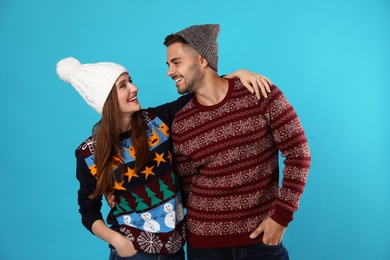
[170,172,179,189]
[116,195,183,233]
[114,196,133,215]
[133,192,148,211]
[145,186,162,206]
[159,179,175,200]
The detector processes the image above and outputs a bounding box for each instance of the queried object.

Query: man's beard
[179,62,201,94]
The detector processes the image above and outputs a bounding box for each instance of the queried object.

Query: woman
[56,57,271,260]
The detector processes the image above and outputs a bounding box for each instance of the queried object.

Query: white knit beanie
[56,57,127,115]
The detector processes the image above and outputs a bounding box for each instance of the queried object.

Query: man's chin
[177,87,186,95]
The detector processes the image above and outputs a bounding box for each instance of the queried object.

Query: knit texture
[176,24,220,72]
[76,93,193,254]
[56,57,127,115]
[171,79,311,248]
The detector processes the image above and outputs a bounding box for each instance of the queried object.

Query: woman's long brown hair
[89,82,151,199]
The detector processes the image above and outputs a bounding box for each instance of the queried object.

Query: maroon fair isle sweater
[171,78,311,248]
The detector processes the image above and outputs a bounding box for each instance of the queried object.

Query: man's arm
[250,85,311,245]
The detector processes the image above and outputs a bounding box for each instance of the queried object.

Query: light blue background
[1,0,389,259]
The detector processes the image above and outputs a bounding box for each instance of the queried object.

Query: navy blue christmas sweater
[75,94,192,254]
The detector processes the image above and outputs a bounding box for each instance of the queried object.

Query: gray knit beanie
[176,24,220,72]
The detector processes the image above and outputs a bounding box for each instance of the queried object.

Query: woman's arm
[223,69,272,99]
[91,220,137,257]
[76,143,136,257]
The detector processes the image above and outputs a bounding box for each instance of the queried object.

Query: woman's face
[115,73,141,115]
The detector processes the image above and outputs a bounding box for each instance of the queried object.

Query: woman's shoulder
[75,135,96,157]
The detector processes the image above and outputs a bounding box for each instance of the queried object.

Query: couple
[57,24,311,260]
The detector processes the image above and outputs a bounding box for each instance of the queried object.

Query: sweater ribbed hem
[187,231,263,248]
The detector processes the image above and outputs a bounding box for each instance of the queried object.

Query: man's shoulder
[174,96,195,115]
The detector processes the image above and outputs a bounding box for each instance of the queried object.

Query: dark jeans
[109,248,185,260]
[187,242,289,260]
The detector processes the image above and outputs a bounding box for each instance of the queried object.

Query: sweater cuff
[271,204,294,227]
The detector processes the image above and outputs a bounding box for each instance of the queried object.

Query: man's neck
[194,72,229,106]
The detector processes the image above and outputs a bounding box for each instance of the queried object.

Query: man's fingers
[249,225,264,239]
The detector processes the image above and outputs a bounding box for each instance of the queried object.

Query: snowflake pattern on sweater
[171,79,311,248]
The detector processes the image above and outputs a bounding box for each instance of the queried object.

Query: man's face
[166,42,202,94]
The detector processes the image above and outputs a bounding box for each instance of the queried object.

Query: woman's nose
[130,84,138,93]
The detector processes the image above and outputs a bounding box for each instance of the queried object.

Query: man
[164,24,311,260]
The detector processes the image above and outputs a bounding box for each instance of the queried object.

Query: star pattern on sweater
[141,166,155,179]
[167,151,173,164]
[124,166,139,182]
[153,152,166,167]
[113,180,126,190]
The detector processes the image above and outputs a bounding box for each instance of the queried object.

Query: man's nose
[166,66,174,77]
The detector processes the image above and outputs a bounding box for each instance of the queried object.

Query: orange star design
[124,166,139,182]
[167,151,173,164]
[113,180,126,190]
[89,165,97,177]
[153,152,166,167]
[141,166,155,179]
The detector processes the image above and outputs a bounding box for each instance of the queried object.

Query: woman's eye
[120,83,126,89]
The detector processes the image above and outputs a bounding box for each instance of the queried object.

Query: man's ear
[198,55,208,68]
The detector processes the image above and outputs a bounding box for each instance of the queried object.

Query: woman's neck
[119,115,132,133]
